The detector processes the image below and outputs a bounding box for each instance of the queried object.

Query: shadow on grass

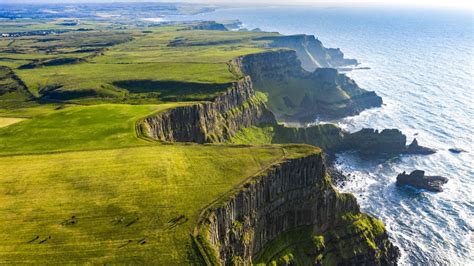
[113,80,231,101]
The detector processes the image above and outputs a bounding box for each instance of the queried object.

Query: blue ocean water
[169,6,474,264]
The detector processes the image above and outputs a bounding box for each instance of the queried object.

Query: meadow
[0,144,317,264]
[0,26,274,102]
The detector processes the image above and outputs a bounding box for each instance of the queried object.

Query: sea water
[169,6,474,264]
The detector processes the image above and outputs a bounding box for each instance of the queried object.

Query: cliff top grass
[0,144,303,264]
[0,26,277,103]
[0,103,193,156]
[0,94,319,264]
[0,105,318,264]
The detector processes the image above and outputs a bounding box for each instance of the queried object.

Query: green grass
[0,103,189,156]
[0,104,69,118]
[5,28,273,102]
[228,123,345,151]
[0,144,311,264]
[228,126,275,145]
[254,212,390,265]
[254,226,317,265]
[17,62,235,98]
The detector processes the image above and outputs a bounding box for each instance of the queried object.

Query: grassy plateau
[0,15,387,264]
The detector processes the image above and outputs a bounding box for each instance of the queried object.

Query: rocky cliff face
[139,76,276,143]
[195,152,399,265]
[230,50,382,122]
[254,34,358,71]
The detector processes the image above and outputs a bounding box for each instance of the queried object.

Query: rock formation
[448,148,466,154]
[405,138,437,154]
[230,50,382,122]
[341,128,436,157]
[396,170,448,192]
[194,152,399,265]
[254,34,358,71]
[139,76,276,143]
[140,76,400,265]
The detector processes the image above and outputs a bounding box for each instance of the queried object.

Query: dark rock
[196,153,399,265]
[340,129,436,157]
[230,50,382,122]
[139,76,276,143]
[396,170,448,192]
[405,138,436,154]
[253,34,358,71]
[342,128,407,156]
[449,148,466,154]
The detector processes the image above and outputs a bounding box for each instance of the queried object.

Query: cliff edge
[194,150,399,265]
[230,50,382,122]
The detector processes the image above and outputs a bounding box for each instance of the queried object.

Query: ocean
[167,6,473,265]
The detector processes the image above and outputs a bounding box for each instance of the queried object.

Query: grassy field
[0,144,317,264]
[0,27,274,103]
[0,95,320,263]
[0,103,194,156]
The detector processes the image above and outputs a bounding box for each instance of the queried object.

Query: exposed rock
[254,34,358,71]
[396,170,448,192]
[449,148,466,154]
[139,76,276,143]
[341,128,436,157]
[406,138,436,154]
[194,153,399,265]
[230,50,382,122]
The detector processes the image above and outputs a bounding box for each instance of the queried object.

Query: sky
[2,0,472,9]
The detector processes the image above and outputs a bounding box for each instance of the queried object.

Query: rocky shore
[397,170,448,192]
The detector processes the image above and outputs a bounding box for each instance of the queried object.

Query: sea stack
[396,170,448,192]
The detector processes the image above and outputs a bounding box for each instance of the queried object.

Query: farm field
[0,143,317,264]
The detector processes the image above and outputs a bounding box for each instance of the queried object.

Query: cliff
[139,76,276,143]
[230,50,382,122]
[194,152,399,265]
[254,34,358,71]
[138,76,399,265]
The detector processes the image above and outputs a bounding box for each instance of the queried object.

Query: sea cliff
[139,76,275,143]
[194,151,399,265]
[254,34,358,71]
[230,50,382,122]
[139,76,400,265]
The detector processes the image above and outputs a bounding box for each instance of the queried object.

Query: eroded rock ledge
[229,50,382,122]
[194,152,399,265]
[139,76,275,143]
